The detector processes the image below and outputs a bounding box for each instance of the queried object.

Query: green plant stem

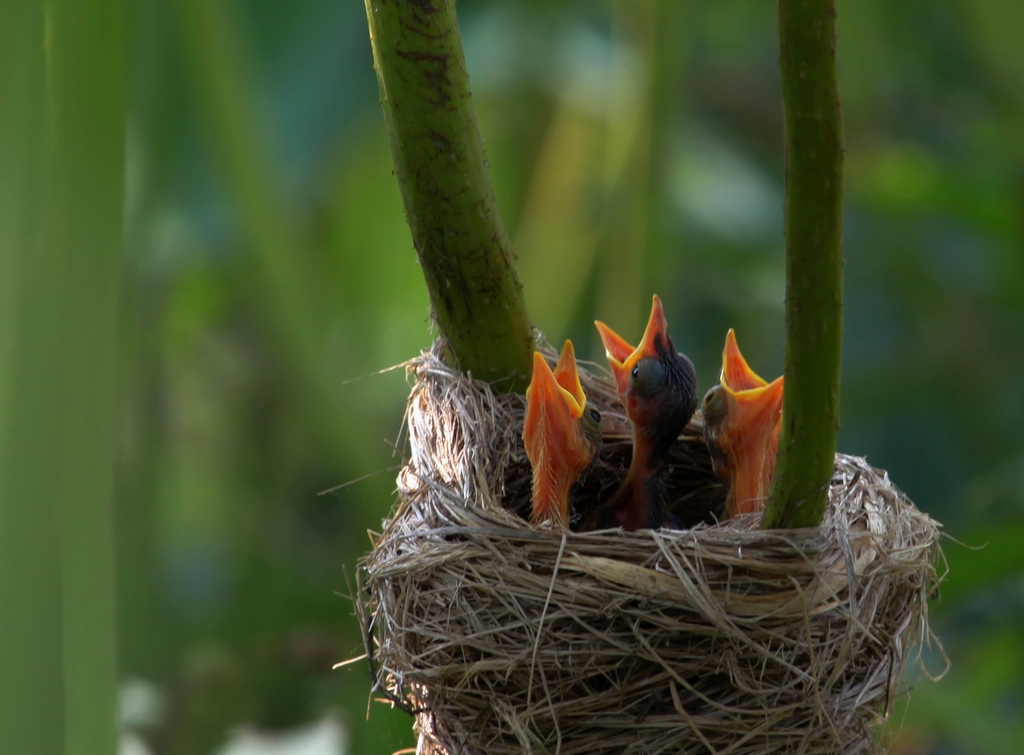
[365,0,534,391]
[762,0,844,529]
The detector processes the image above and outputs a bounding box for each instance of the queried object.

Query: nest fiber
[358,345,944,755]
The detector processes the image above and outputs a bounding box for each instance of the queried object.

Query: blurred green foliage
[2,1,123,752]
[5,0,1021,752]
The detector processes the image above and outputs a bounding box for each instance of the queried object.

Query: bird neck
[608,434,667,530]
[529,466,572,527]
[608,467,647,531]
[724,449,772,519]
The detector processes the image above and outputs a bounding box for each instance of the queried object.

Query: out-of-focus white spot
[120,732,154,755]
[213,713,348,755]
[119,677,167,731]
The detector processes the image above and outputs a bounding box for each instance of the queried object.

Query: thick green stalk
[365,0,533,391]
[762,0,844,529]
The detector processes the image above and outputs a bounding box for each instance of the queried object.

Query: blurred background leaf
[2,0,124,752]
[5,0,1019,752]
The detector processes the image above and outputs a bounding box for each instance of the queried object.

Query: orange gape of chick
[523,341,602,527]
[702,329,784,519]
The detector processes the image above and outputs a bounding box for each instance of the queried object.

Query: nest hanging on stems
[356,343,945,755]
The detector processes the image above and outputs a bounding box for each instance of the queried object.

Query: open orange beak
[595,295,670,404]
[594,320,633,401]
[552,339,587,414]
[720,328,784,471]
[523,342,596,526]
[707,329,784,518]
[525,351,584,452]
[721,328,767,392]
[718,375,784,517]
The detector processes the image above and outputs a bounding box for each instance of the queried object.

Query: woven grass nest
[357,343,945,755]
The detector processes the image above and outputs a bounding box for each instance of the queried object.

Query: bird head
[595,295,697,463]
[702,329,784,518]
[523,341,602,527]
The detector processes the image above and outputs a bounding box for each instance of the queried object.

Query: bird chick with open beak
[587,295,698,531]
[702,329,784,519]
[523,341,602,527]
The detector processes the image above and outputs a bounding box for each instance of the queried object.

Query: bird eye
[702,385,726,422]
[630,357,665,397]
[589,408,601,423]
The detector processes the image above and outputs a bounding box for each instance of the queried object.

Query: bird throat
[606,434,659,530]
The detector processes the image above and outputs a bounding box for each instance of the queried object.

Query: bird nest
[356,344,945,755]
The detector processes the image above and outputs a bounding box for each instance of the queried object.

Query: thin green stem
[762,0,844,529]
[365,0,534,392]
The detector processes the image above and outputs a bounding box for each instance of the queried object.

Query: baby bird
[523,341,602,527]
[702,329,784,519]
[588,295,698,530]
